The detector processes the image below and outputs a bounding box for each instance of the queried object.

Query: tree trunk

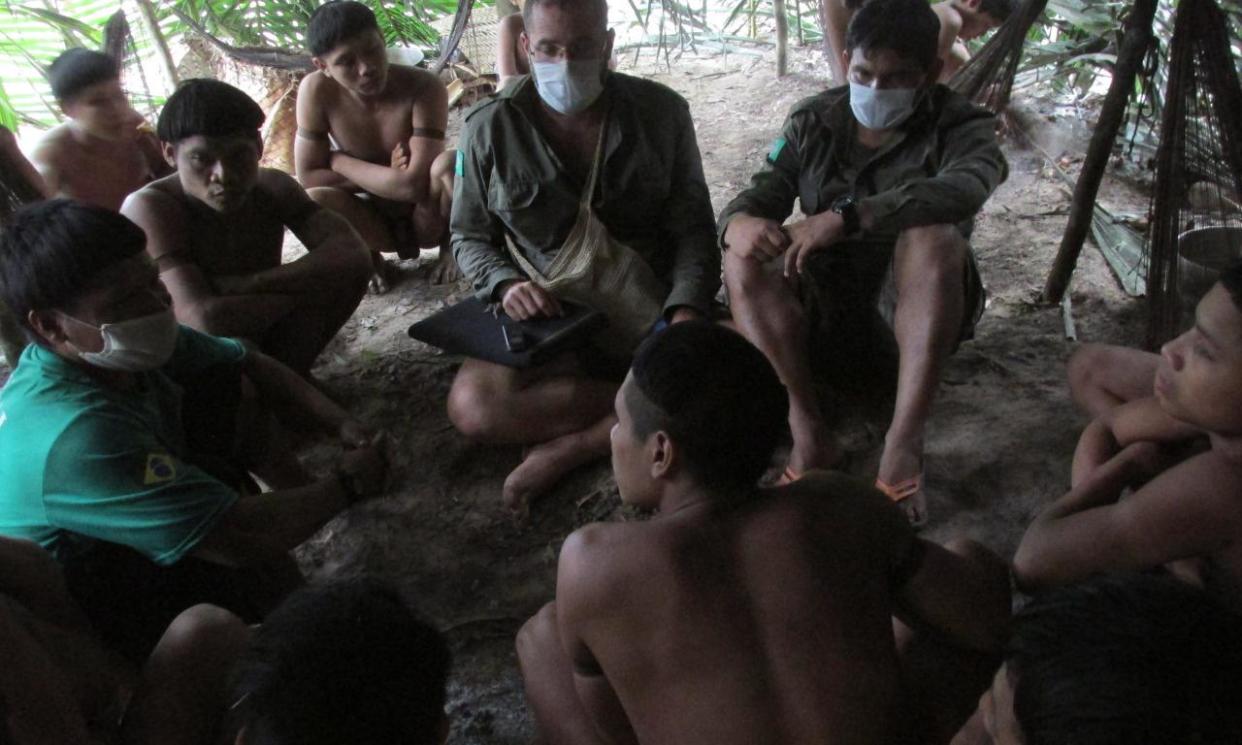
[775,0,788,76]
[1043,0,1158,303]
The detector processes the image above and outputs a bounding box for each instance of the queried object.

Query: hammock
[1143,0,1242,347]
[948,0,1049,113]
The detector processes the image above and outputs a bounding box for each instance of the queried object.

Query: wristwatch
[830,194,861,237]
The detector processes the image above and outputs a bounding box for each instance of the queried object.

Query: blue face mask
[849,83,918,131]
[531,59,606,115]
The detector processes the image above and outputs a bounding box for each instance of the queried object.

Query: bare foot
[427,247,462,284]
[787,407,841,476]
[502,433,602,518]
[368,253,392,295]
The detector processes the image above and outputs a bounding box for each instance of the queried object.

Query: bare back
[559,474,913,745]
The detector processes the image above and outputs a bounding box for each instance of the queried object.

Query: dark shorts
[797,238,985,360]
[359,192,419,259]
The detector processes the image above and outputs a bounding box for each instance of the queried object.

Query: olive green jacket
[450,73,720,315]
[718,85,1007,243]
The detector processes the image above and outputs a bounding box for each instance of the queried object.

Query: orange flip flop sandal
[875,473,928,529]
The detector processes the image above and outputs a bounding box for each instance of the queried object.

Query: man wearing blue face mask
[0,199,390,662]
[719,0,1007,529]
[448,0,719,515]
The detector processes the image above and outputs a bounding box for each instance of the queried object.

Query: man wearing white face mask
[719,0,1007,529]
[0,200,390,662]
[448,0,719,515]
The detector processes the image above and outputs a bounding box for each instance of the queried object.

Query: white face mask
[63,309,179,372]
[532,59,606,115]
[849,83,919,131]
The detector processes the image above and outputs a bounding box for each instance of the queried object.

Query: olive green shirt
[451,73,720,315]
[718,85,1007,243]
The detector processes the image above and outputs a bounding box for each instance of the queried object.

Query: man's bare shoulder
[31,124,76,163]
[123,174,187,215]
[388,65,447,98]
[298,70,336,101]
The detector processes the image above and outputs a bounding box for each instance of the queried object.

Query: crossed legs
[447,355,618,515]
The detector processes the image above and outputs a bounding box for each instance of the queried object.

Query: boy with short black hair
[518,322,1010,745]
[953,573,1242,745]
[1015,262,1242,611]
[122,79,371,375]
[296,0,456,292]
[231,578,452,745]
[32,48,170,211]
[0,198,388,660]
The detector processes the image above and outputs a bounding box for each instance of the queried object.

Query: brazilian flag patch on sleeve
[144,452,177,485]
[767,137,787,164]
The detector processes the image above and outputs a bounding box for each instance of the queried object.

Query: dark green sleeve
[716,112,804,248]
[859,107,1007,232]
[661,102,721,315]
[449,120,525,303]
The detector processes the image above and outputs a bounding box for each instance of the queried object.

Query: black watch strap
[831,195,861,236]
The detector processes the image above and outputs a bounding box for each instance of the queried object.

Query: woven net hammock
[1143,0,1242,347]
[948,0,1049,113]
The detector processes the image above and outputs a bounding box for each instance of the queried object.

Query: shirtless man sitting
[122,79,371,375]
[32,48,170,211]
[1014,262,1242,612]
[517,322,1011,745]
[931,0,1014,82]
[447,0,719,514]
[296,0,456,293]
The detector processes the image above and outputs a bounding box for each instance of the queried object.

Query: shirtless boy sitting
[32,48,170,211]
[296,0,456,293]
[517,322,1011,745]
[1015,262,1242,611]
[122,79,371,375]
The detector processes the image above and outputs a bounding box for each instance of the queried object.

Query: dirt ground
[0,43,1153,743]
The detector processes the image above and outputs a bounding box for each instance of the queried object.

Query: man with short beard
[447,0,719,515]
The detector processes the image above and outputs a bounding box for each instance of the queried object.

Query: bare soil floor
[14,46,1151,744]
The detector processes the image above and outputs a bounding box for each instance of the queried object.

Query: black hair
[231,578,451,745]
[845,0,940,71]
[307,1,382,57]
[47,48,119,103]
[522,0,609,32]
[1219,260,1242,315]
[976,0,1016,22]
[628,321,788,490]
[1008,573,1242,745]
[0,199,145,340]
[155,79,265,145]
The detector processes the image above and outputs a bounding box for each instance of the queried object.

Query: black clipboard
[407,297,608,368]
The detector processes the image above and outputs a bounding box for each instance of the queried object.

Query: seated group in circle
[2,0,1242,743]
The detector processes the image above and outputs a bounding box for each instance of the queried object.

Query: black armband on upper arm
[296,127,329,142]
[410,127,446,140]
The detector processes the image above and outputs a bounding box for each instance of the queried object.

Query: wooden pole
[775,0,788,76]
[1042,0,1157,303]
[136,0,179,87]
[794,0,804,46]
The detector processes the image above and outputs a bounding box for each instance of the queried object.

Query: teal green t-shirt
[0,326,245,566]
